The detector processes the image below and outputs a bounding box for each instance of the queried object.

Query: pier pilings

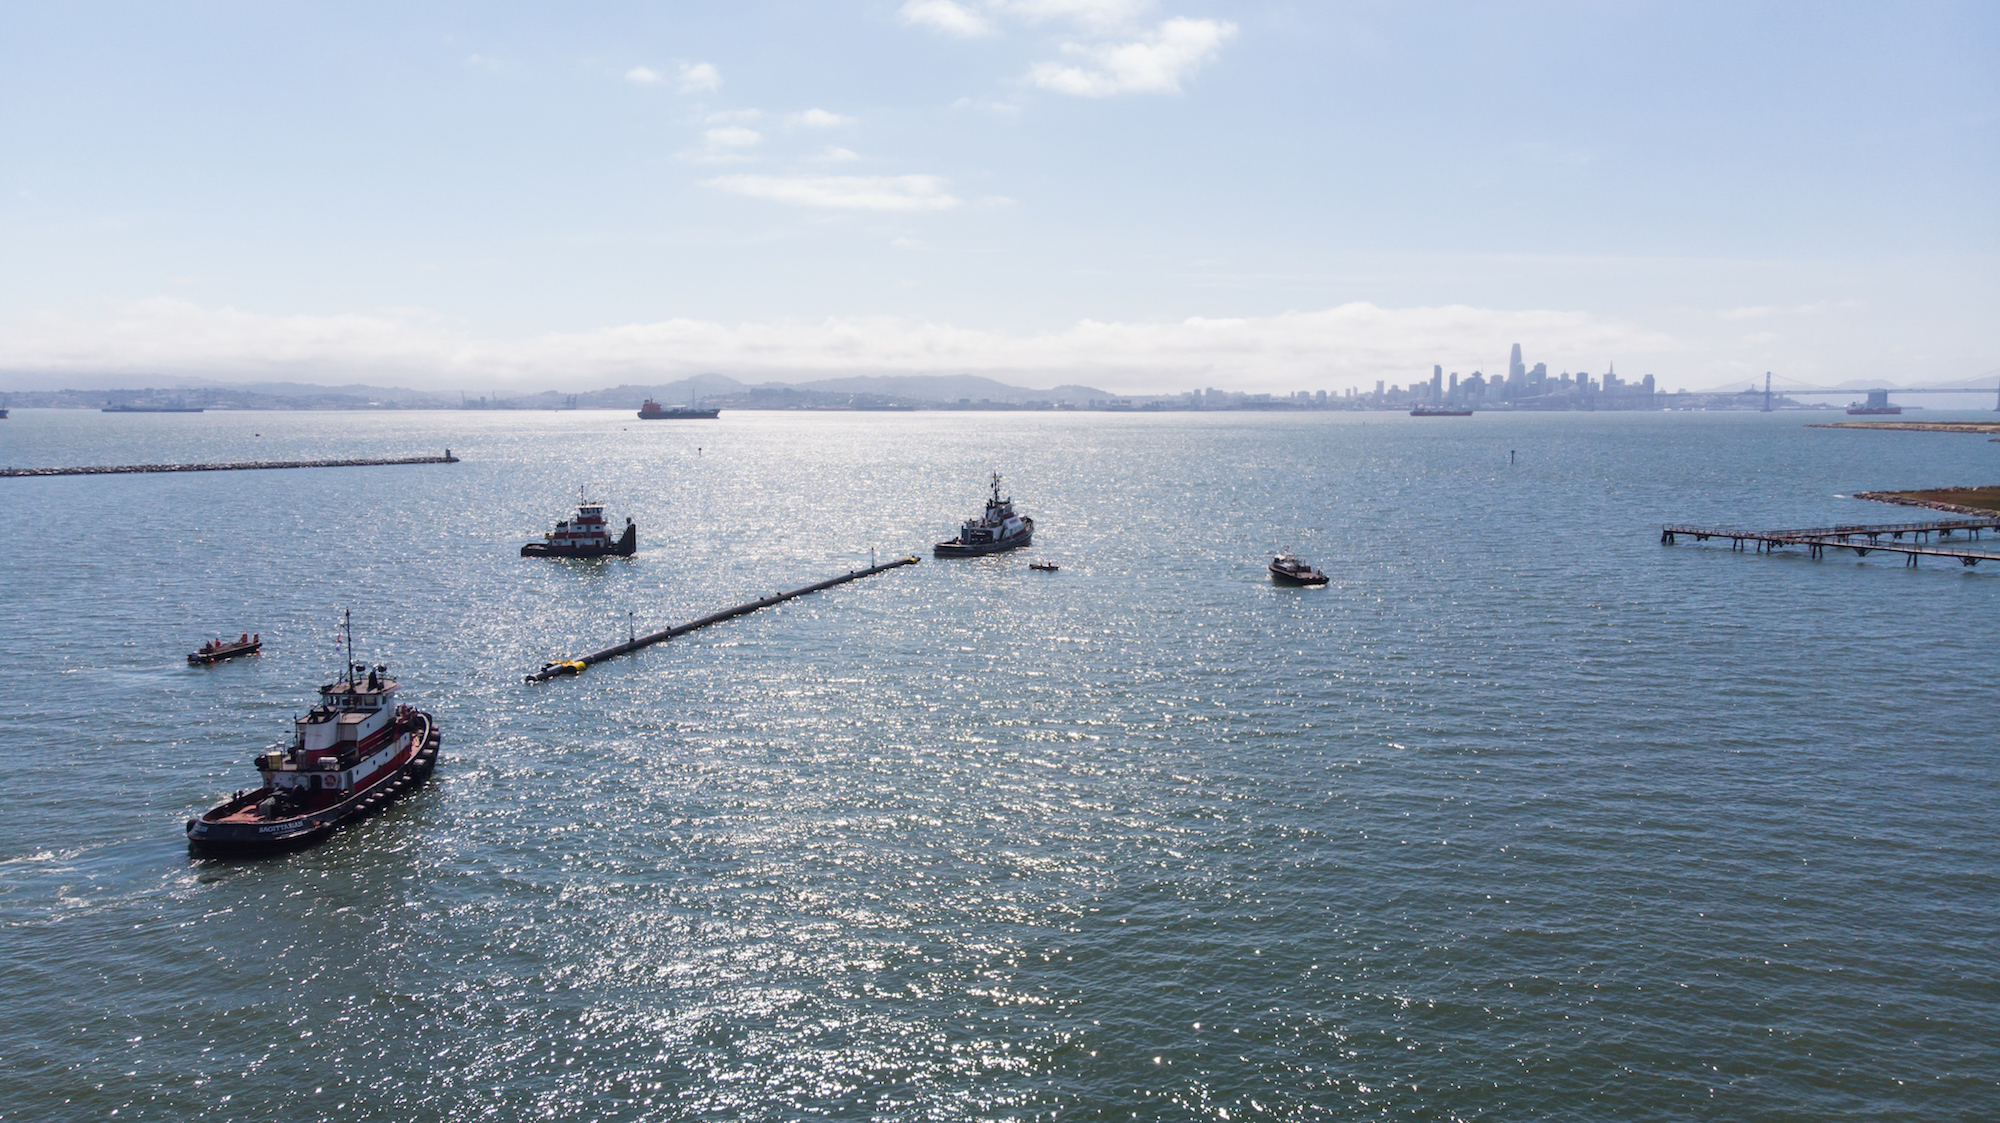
[1661,518,2000,567]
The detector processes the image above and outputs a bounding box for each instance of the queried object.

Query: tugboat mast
[344,607,355,685]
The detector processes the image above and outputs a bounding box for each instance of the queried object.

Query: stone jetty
[2,452,459,478]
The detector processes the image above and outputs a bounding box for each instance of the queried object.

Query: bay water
[2,407,1996,1120]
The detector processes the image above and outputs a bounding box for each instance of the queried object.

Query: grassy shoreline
[1855,487,2000,515]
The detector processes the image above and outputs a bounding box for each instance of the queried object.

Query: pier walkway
[1,453,459,478]
[527,556,920,682]
[1661,518,2000,567]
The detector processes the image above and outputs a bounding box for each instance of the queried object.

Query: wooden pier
[1661,518,2000,567]
[1,452,459,478]
[526,556,921,683]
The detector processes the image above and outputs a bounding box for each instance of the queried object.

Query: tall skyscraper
[1509,343,1526,384]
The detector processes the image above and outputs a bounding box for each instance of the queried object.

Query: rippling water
[2,407,1997,1120]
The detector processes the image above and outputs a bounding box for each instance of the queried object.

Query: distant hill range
[2,373,1118,411]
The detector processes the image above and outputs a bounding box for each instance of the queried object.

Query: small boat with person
[1269,553,1329,586]
[935,473,1035,557]
[186,612,439,855]
[189,633,261,665]
[522,492,638,558]
[1029,562,1060,572]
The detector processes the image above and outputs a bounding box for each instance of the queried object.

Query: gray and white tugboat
[186,612,439,855]
[935,472,1035,557]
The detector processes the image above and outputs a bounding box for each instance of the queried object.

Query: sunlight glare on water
[2,407,1997,1120]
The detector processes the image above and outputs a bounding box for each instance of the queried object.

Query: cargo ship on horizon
[638,398,720,420]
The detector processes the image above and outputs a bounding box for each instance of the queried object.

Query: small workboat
[187,612,438,855]
[189,633,261,665]
[1269,553,1329,586]
[1029,562,1060,572]
[523,492,638,558]
[935,473,1035,557]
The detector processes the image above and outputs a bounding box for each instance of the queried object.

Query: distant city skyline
[1,2,1993,394]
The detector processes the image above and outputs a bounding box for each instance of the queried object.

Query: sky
[1,0,1995,395]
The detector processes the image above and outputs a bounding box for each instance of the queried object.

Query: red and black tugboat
[187,612,438,855]
[189,632,261,665]
[522,491,638,558]
[1269,552,1329,586]
[935,472,1035,557]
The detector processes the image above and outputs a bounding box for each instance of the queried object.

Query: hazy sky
[2,1,1994,393]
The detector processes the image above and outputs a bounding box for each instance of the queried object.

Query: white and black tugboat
[522,491,638,558]
[187,612,438,855]
[934,472,1035,557]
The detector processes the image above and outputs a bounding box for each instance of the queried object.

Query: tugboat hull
[1269,565,1329,586]
[934,522,1033,557]
[187,717,440,856]
[522,523,637,558]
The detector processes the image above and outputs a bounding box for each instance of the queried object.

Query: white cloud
[703,126,763,148]
[898,0,995,37]
[679,61,722,93]
[903,0,1152,36]
[792,108,856,128]
[624,65,662,85]
[812,146,863,162]
[992,0,1153,31]
[1717,302,1830,321]
[0,298,1683,395]
[1026,17,1235,96]
[950,95,1023,120]
[707,174,963,211]
[683,125,764,163]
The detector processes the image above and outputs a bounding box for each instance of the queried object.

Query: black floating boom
[526,556,921,683]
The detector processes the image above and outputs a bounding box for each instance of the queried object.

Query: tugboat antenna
[344,608,354,686]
